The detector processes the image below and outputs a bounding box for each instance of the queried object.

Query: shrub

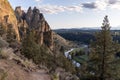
[21,30,76,74]
[56,54,76,74]
[0,38,8,48]
[0,71,8,80]
[0,48,14,59]
[52,73,59,80]
[22,59,33,68]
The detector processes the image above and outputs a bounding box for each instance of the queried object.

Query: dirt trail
[31,70,51,80]
[0,59,51,80]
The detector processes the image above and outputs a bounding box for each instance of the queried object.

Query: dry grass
[21,59,36,69]
[0,48,15,59]
[52,73,59,80]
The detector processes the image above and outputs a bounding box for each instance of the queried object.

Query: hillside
[55,29,120,44]
[0,56,51,80]
[0,37,51,80]
[0,0,78,80]
[53,32,77,50]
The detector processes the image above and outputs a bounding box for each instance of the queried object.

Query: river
[64,48,81,67]
[64,45,88,67]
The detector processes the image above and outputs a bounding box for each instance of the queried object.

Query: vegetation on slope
[21,30,76,74]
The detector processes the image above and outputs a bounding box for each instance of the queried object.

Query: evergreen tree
[21,30,76,73]
[6,24,16,43]
[88,16,120,80]
[59,46,65,53]
[21,30,50,64]
[0,23,6,37]
[21,30,39,60]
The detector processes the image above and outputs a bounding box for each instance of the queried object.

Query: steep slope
[0,38,51,80]
[0,0,20,40]
[0,1,78,80]
[0,59,51,80]
[53,32,74,50]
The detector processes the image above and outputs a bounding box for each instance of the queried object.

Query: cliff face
[0,0,54,50]
[0,0,20,41]
[15,6,53,50]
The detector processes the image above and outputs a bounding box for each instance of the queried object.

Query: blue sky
[8,0,120,29]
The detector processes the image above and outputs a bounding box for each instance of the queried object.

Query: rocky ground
[0,54,51,80]
[0,58,51,80]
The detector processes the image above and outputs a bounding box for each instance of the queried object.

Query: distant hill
[54,27,100,33]
[54,28,120,44]
[54,27,120,32]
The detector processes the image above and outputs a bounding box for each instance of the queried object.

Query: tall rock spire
[15,6,53,50]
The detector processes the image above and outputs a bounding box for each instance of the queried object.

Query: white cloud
[34,0,120,14]
[108,0,120,10]
[110,4,120,10]
[95,0,108,10]
[65,5,83,12]
[37,5,83,14]
[82,0,120,10]
[34,0,42,2]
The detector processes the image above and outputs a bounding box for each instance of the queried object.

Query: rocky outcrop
[0,0,53,50]
[15,6,24,23]
[15,6,53,50]
[0,0,20,41]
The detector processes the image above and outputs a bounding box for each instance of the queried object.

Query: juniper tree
[6,24,16,43]
[21,30,39,60]
[89,16,120,80]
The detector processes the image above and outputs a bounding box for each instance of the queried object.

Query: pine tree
[21,30,47,64]
[6,24,16,43]
[0,23,6,37]
[89,16,120,80]
[21,30,39,60]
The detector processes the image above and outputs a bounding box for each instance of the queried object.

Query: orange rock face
[0,0,20,41]
[15,6,53,50]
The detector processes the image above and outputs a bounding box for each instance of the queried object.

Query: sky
[8,0,120,29]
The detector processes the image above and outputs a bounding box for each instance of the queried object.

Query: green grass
[73,55,88,64]
[70,48,84,55]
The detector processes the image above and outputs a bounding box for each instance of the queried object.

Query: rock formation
[0,0,20,41]
[15,6,53,50]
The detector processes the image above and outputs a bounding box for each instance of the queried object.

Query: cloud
[34,0,42,2]
[35,0,120,14]
[108,0,120,4]
[107,0,120,10]
[110,4,120,10]
[82,0,107,10]
[82,0,120,10]
[82,2,96,9]
[37,5,83,14]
